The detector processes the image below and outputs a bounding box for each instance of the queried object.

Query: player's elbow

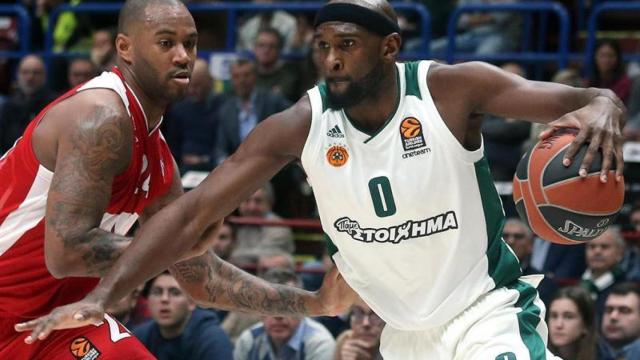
[44,251,71,279]
[43,234,81,279]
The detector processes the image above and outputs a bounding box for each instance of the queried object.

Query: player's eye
[342,39,355,48]
[316,41,329,50]
[184,39,196,50]
[159,40,173,49]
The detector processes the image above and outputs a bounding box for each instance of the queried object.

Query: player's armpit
[44,98,134,278]
[170,251,357,317]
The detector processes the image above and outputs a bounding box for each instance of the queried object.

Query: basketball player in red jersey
[0,0,353,358]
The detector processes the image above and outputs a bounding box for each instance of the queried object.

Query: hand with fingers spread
[538,94,626,183]
[14,294,106,344]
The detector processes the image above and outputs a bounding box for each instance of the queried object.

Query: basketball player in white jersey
[17,0,625,358]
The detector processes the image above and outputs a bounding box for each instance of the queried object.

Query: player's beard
[326,59,385,110]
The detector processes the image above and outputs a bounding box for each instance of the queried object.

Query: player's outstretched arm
[14,97,334,342]
[41,90,134,278]
[432,62,626,183]
[170,250,356,316]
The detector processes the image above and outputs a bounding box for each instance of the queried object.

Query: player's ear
[382,33,401,61]
[116,34,133,64]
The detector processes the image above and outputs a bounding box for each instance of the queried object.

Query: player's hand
[539,94,625,183]
[316,266,358,316]
[14,296,105,344]
[341,338,376,360]
[178,220,223,262]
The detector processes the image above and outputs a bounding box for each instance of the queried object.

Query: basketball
[512,128,624,244]
[401,118,422,138]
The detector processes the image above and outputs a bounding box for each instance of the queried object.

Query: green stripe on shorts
[508,280,546,360]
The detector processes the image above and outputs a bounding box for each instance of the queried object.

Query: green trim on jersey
[343,66,400,143]
[509,280,546,359]
[324,233,339,257]
[404,61,422,99]
[318,83,330,112]
[474,158,521,287]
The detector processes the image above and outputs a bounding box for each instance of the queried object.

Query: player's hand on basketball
[316,266,358,316]
[539,94,625,183]
[14,297,105,344]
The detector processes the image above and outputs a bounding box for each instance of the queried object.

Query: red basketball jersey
[0,68,175,319]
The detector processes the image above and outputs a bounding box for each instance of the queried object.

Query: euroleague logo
[399,117,426,151]
[70,337,101,360]
[326,144,349,167]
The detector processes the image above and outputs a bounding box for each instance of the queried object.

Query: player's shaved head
[328,0,398,26]
[118,0,187,34]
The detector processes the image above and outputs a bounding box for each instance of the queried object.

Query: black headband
[314,3,400,37]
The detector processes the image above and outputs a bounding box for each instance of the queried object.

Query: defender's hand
[316,266,358,316]
[14,297,105,344]
[539,95,625,183]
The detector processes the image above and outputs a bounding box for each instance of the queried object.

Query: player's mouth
[171,71,190,86]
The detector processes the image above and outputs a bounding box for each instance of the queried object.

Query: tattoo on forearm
[46,104,132,276]
[171,252,309,316]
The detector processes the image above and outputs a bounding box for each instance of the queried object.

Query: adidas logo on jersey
[327,125,345,138]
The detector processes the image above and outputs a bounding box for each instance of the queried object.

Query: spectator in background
[134,271,233,360]
[481,62,531,180]
[106,286,147,329]
[229,182,294,266]
[66,57,96,89]
[216,58,290,162]
[587,39,632,103]
[334,297,384,360]
[430,0,520,57]
[234,268,336,360]
[164,58,222,172]
[257,249,295,277]
[253,27,301,102]
[211,221,236,262]
[237,1,297,51]
[622,74,640,140]
[597,282,640,360]
[580,226,627,318]
[34,0,92,52]
[0,54,56,153]
[621,202,640,282]
[502,217,556,305]
[90,28,116,72]
[547,286,596,360]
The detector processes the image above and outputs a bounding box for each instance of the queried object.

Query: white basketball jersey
[301,61,521,331]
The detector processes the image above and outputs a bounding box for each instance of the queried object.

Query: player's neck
[343,66,398,134]
[118,66,166,131]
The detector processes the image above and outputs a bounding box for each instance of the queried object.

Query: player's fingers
[580,129,603,177]
[74,309,104,326]
[614,132,625,181]
[14,319,41,332]
[600,132,614,183]
[563,126,590,167]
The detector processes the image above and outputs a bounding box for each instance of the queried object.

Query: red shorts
[0,314,155,360]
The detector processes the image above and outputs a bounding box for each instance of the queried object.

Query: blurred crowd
[1,0,640,359]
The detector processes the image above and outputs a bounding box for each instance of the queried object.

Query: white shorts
[379,275,561,360]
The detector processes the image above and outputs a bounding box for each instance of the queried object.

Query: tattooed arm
[40,90,133,278]
[170,251,316,316]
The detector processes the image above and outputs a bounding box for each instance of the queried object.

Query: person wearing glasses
[335,298,385,360]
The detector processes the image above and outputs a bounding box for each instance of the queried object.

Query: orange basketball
[512,128,624,244]
[70,337,91,357]
[401,118,421,138]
